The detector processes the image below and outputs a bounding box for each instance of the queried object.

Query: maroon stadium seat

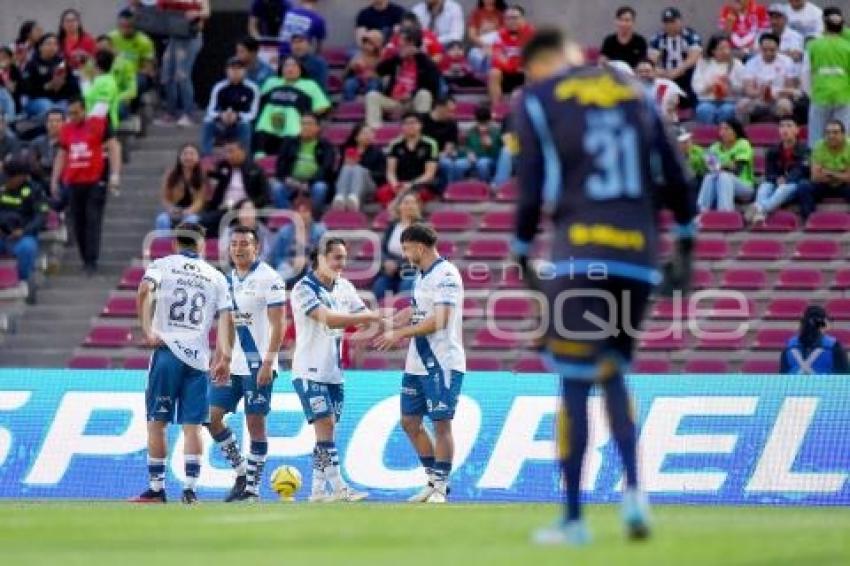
[119,266,145,290]
[322,210,368,230]
[699,211,744,232]
[804,211,850,232]
[742,359,780,373]
[123,357,151,370]
[355,239,378,260]
[695,238,729,260]
[467,357,503,371]
[639,329,686,350]
[431,210,474,232]
[824,298,850,320]
[67,356,111,369]
[696,334,747,350]
[462,268,493,289]
[828,328,850,345]
[651,297,691,319]
[513,356,547,373]
[333,101,365,122]
[147,237,174,260]
[684,359,730,373]
[374,124,402,145]
[480,210,514,232]
[632,359,672,373]
[257,155,275,176]
[754,151,766,176]
[381,294,412,311]
[372,209,391,231]
[83,326,134,348]
[495,179,518,202]
[359,357,389,370]
[833,269,850,290]
[776,268,823,290]
[323,123,353,145]
[737,239,784,261]
[721,268,768,290]
[444,180,490,203]
[754,328,794,350]
[267,211,293,230]
[204,238,220,262]
[692,268,714,289]
[656,209,673,231]
[472,328,521,349]
[488,297,535,319]
[101,296,137,318]
[709,297,754,319]
[492,100,511,119]
[745,123,781,146]
[690,123,719,145]
[764,298,808,320]
[0,263,19,289]
[465,239,510,260]
[322,46,350,68]
[436,240,457,258]
[463,297,483,318]
[751,210,800,232]
[793,239,841,261]
[454,100,478,120]
[326,74,342,95]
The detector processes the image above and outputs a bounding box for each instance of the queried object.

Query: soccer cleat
[129,488,166,504]
[425,485,448,504]
[621,489,652,541]
[308,491,330,503]
[407,482,436,503]
[181,489,199,505]
[327,486,369,503]
[230,489,259,503]
[532,520,592,546]
[224,475,247,503]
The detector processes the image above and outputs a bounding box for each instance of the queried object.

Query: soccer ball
[270,465,302,501]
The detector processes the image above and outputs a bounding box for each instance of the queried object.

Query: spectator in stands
[343,31,384,101]
[29,109,64,197]
[737,32,799,123]
[422,97,463,184]
[108,10,156,112]
[467,0,507,74]
[375,112,438,206]
[278,0,326,56]
[14,21,44,68]
[412,0,465,46]
[372,191,422,300]
[267,196,325,283]
[804,8,850,146]
[809,119,850,209]
[692,34,746,124]
[766,4,804,63]
[249,0,291,39]
[81,50,120,129]
[273,113,336,213]
[290,33,328,91]
[781,305,849,374]
[366,28,440,128]
[219,198,274,260]
[719,0,770,57]
[236,36,274,89]
[0,114,22,178]
[0,157,45,296]
[677,129,709,185]
[649,7,703,109]
[441,41,481,89]
[697,117,756,211]
[201,57,259,156]
[155,143,206,230]
[748,117,811,223]
[488,5,535,102]
[636,58,685,122]
[333,122,386,210]
[94,36,138,122]
[463,104,502,183]
[21,34,79,119]
[156,0,210,128]
[58,9,96,71]
[254,55,331,156]
[599,6,648,69]
[0,48,23,116]
[786,0,823,38]
[356,0,406,45]
[383,12,445,65]
[203,138,270,237]
[50,97,121,275]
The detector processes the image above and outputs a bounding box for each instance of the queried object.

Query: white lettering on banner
[26,392,147,484]
[747,398,848,493]
[0,392,31,468]
[640,397,758,492]
[171,394,312,486]
[346,396,482,489]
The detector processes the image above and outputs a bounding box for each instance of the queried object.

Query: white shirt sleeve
[434,270,462,306]
[266,273,287,307]
[241,80,261,123]
[293,282,321,316]
[216,272,234,313]
[143,259,163,288]
[345,281,367,314]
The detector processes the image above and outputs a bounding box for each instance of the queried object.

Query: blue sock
[317,441,344,490]
[602,373,639,489]
[433,461,451,483]
[561,378,592,522]
[184,455,201,490]
[246,441,268,493]
[148,457,165,492]
[419,455,435,476]
[213,427,245,475]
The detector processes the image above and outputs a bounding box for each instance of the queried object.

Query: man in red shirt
[50,97,121,275]
[383,12,444,65]
[488,5,535,102]
[719,0,770,57]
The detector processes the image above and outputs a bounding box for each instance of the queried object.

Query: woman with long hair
[15,21,44,67]
[692,33,746,124]
[372,191,423,301]
[21,33,79,119]
[697,117,755,211]
[780,305,849,374]
[155,143,207,230]
[333,121,386,210]
[57,9,96,70]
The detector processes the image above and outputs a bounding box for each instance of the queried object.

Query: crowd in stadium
[0,0,848,310]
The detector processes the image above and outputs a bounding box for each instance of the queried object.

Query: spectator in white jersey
[290,237,382,502]
[786,0,824,38]
[208,225,286,503]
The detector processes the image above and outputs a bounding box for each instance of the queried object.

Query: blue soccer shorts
[292,378,344,424]
[400,370,464,421]
[146,346,209,425]
[209,371,276,416]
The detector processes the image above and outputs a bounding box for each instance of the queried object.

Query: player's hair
[174,221,206,250]
[758,32,780,46]
[311,237,347,269]
[826,119,846,134]
[230,224,259,244]
[616,6,636,19]
[400,223,438,247]
[799,305,828,350]
[238,36,260,53]
[521,28,566,67]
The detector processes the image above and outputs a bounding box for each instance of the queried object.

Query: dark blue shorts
[209,372,276,416]
[293,379,344,424]
[400,370,464,421]
[146,347,209,425]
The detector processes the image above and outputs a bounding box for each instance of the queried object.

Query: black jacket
[0,182,47,237]
[339,144,386,185]
[275,136,337,186]
[206,159,270,211]
[375,53,441,100]
[764,142,810,185]
[21,55,79,101]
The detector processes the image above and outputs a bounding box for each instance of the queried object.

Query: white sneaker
[327,485,369,502]
[407,483,435,503]
[425,484,447,504]
[346,195,360,211]
[332,196,346,210]
[176,115,194,128]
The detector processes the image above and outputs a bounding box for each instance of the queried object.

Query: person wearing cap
[764,4,804,63]
[785,0,824,39]
[648,7,703,108]
[201,57,260,157]
[802,7,850,146]
[781,305,849,374]
[290,32,328,92]
[0,157,47,298]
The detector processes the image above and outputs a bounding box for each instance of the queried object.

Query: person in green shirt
[697,117,755,211]
[677,129,708,183]
[96,35,136,118]
[272,113,337,213]
[809,119,850,207]
[108,10,156,104]
[460,105,503,184]
[254,56,331,157]
[805,7,850,147]
[82,50,120,128]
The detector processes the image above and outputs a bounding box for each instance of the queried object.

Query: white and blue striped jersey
[228,261,287,376]
[291,271,366,384]
[143,252,232,371]
[404,258,466,375]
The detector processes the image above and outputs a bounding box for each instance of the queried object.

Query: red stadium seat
[381,293,412,311]
[371,210,391,231]
[765,298,808,320]
[465,239,510,260]
[430,210,474,232]
[355,240,378,260]
[359,357,389,370]
[651,298,691,319]
[119,266,145,290]
[695,238,729,260]
[696,334,747,350]
[709,297,754,319]
[480,210,514,232]
[463,297,483,318]
[101,296,137,318]
[833,269,850,290]
[123,357,151,370]
[698,211,744,232]
[147,237,174,260]
[472,328,521,349]
[741,359,780,373]
[322,46,350,68]
[684,359,730,373]
[83,326,134,348]
[639,329,686,350]
[454,100,478,121]
[793,239,841,261]
[0,263,19,289]
[632,359,672,373]
[499,268,526,290]
[67,356,111,369]
[754,328,794,350]
[828,328,850,345]
[488,297,535,319]
[322,210,368,230]
[462,268,493,289]
[332,101,365,122]
[257,156,276,176]
[204,238,220,262]
[374,124,402,145]
[824,298,850,320]
[326,74,342,95]
[495,179,518,202]
[267,211,293,230]
[754,151,766,175]
[467,357,503,371]
[492,100,511,119]
[689,124,719,145]
[323,123,353,145]
[737,239,785,261]
[721,268,768,290]
[804,211,850,232]
[776,268,823,290]
[692,268,714,289]
[444,180,490,202]
[745,123,781,146]
[513,356,547,373]
[751,210,800,232]
[436,240,457,258]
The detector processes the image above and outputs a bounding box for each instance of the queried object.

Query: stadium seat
[372,209,391,231]
[631,359,671,373]
[0,263,19,289]
[326,74,342,95]
[689,123,719,145]
[322,46,350,68]
[267,211,293,230]
[793,239,841,261]
[355,239,377,260]
[692,268,714,289]
[323,123,353,145]
[492,100,511,119]
[374,124,402,145]
[480,210,514,232]
[824,298,850,320]
[651,298,691,319]
[463,297,483,318]
[332,101,365,122]
[119,266,145,290]
[83,326,134,348]
[737,239,784,261]
[465,239,510,260]
[684,359,730,373]
[122,357,150,370]
[381,294,412,311]
[695,238,729,261]
[499,268,526,289]
[804,211,850,232]
[466,357,503,371]
[430,210,474,232]
[754,328,794,350]
[437,240,457,258]
[828,328,850,345]
[495,179,518,202]
[764,298,808,320]
[472,328,521,349]
[696,334,747,350]
[754,151,765,176]
[257,156,276,176]
[751,210,800,232]
[454,100,478,121]
[359,357,389,370]
[833,269,850,290]
[322,210,368,230]
[462,268,493,289]
[709,297,754,319]
[513,356,547,373]
[776,268,823,290]
[67,356,111,369]
[741,359,780,373]
[721,268,768,290]
[204,238,220,262]
[745,123,781,146]
[698,211,744,232]
[101,296,137,318]
[147,237,174,260]
[488,297,535,319]
[445,180,490,203]
[639,329,686,350]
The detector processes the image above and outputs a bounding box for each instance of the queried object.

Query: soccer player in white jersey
[131,222,233,504]
[375,224,466,504]
[207,226,286,502]
[291,237,382,502]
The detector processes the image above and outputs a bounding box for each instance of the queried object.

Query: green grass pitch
[0,502,847,566]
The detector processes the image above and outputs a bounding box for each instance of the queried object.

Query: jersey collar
[233,260,261,282]
[421,257,445,278]
[180,250,199,259]
[307,270,336,292]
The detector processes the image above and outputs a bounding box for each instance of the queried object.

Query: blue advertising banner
[0,370,848,504]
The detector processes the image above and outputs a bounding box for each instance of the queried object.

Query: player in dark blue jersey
[510,28,697,545]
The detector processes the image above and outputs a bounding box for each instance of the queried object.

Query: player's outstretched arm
[258,305,285,386]
[211,310,235,384]
[308,306,381,330]
[136,280,162,348]
[374,305,452,351]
